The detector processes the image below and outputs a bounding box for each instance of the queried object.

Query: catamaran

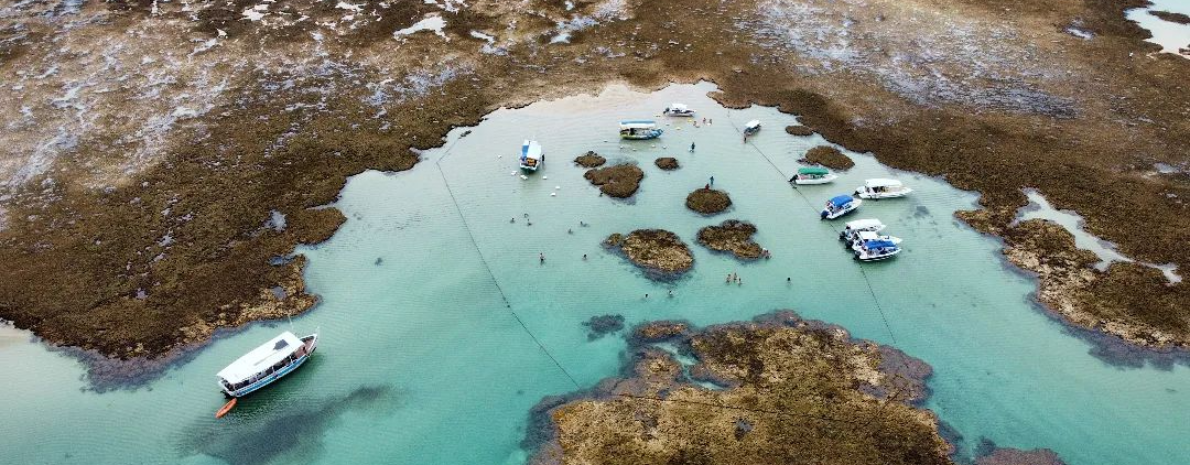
[662,103,696,117]
[855,178,913,199]
[619,120,663,140]
[217,330,318,398]
[790,167,837,185]
[519,139,544,172]
[854,239,902,261]
[848,230,903,252]
[821,194,861,220]
[838,218,886,242]
[743,119,761,136]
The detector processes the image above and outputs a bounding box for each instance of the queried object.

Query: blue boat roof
[829,195,853,207]
[864,239,898,249]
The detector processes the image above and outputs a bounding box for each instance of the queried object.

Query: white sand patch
[394,15,449,41]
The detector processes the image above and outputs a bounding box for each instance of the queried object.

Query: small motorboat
[619,120,664,140]
[838,218,886,242]
[855,178,913,199]
[519,139,544,172]
[217,330,318,398]
[790,167,837,185]
[662,103,696,117]
[821,194,861,220]
[848,230,903,252]
[854,239,902,261]
[743,119,761,136]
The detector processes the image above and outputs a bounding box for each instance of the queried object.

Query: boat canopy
[521,140,542,161]
[856,231,880,240]
[745,119,761,129]
[845,218,884,231]
[828,195,854,207]
[620,120,658,129]
[865,178,903,188]
[217,331,304,383]
[670,103,689,111]
[799,167,830,176]
[863,239,898,249]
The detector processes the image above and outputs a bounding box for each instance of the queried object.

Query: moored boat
[662,103,696,117]
[848,230,903,252]
[519,139,544,172]
[855,178,913,199]
[619,120,664,140]
[854,239,902,261]
[743,119,761,136]
[790,167,837,185]
[838,218,885,241]
[217,331,318,398]
[821,194,861,220]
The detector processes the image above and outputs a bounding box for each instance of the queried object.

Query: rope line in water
[434,156,582,390]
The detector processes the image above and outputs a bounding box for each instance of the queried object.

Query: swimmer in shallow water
[539,253,545,264]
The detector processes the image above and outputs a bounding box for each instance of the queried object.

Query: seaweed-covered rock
[604,229,693,279]
[582,314,626,340]
[631,320,691,344]
[654,157,680,170]
[976,447,1066,465]
[784,125,814,136]
[584,164,643,198]
[685,187,732,215]
[1151,11,1190,25]
[697,220,764,260]
[574,151,606,168]
[802,145,855,171]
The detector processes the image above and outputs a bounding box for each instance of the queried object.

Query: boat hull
[821,200,861,220]
[854,249,901,261]
[620,129,664,140]
[663,110,695,117]
[855,188,913,199]
[220,334,318,398]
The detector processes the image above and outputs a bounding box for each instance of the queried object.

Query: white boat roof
[865,178,904,188]
[620,120,657,129]
[845,218,884,230]
[217,331,303,382]
[856,230,880,240]
[670,103,689,111]
[745,119,761,128]
[522,140,542,160]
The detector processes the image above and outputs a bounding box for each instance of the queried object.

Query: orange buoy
[215,398,238,419]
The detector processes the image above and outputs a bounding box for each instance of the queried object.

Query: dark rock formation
[685,187,732,215]
[801,145,855,171]
[584,164,643,198]
[604,230,694,279]
[574,151,606,168]
[785,125,814,136]
[654,157,680,170]
[582,314,626,340]
[697,220,764,260]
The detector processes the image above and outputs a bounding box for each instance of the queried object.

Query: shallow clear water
[1,83,1188,465]
[1127,0,1190,56]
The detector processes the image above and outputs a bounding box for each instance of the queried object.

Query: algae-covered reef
[584,164,645,198]
[528,312,955,465]
[697,220,765,260]
[604,230,694,279]
[686,188,732,215]
[801,145,855,171]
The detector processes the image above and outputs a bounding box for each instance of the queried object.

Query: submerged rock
[604,229,693,279]
[584,164,644,198]
[574,151,607,168]
[802,145,855,171]
[685,187,732,215]
[527,311,952,465]
[697,219,764,260]
[631,320,692,344]
[654,157,680,170]
[785,125,814,136]
[975,447,1066,465]
[582,314,626,340]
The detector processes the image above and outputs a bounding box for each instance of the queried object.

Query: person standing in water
[690,142,696,152]
[710,176,714,187]
[539,253,545,264]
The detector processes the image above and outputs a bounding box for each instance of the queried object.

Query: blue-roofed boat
[519,139,544,172]
[847,230,903,251]
[217,330,318,398]
[854,239,901,261]
[821,194,861,220]
[619,120,663,140]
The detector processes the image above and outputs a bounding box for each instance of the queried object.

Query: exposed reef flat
[654,157,680,170]
[685,188,732,215]
[801,145,855,171]
[574,151,607,168]
[1150,11,1190,25]
[697,220,765,260]
[584,164,644,198]
[604,230,694,279]
[528,311,954,465]
[785,125,814,136]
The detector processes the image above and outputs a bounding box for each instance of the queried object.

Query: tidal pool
[0,83,1187,465]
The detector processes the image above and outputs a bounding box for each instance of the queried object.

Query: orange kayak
[215,398,237,419]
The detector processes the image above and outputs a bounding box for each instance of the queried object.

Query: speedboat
[217,330,318,398]
[743,119,761,136]
[838,218,886,242]
[855,178,913,199]
[848,230,902,252]
[662,103,696,117]
[619,120,664,140]
[821,194,861,220]
[854,239,902,261]
[519,139,544,172]
[790,167,837,185]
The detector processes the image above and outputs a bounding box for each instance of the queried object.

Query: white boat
[519,139,544,172]
[619,120,664,140]
[855,178,913,199]
[217,331,318,398]
[854,239,902,261]
[662,103,696,117]
[743,119,761,136]
[848,230,903,252]
[821,194,861,220]
[790,167,837,185]
[838,218,886,242]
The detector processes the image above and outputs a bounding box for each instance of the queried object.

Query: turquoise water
[0,82,1187,464]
